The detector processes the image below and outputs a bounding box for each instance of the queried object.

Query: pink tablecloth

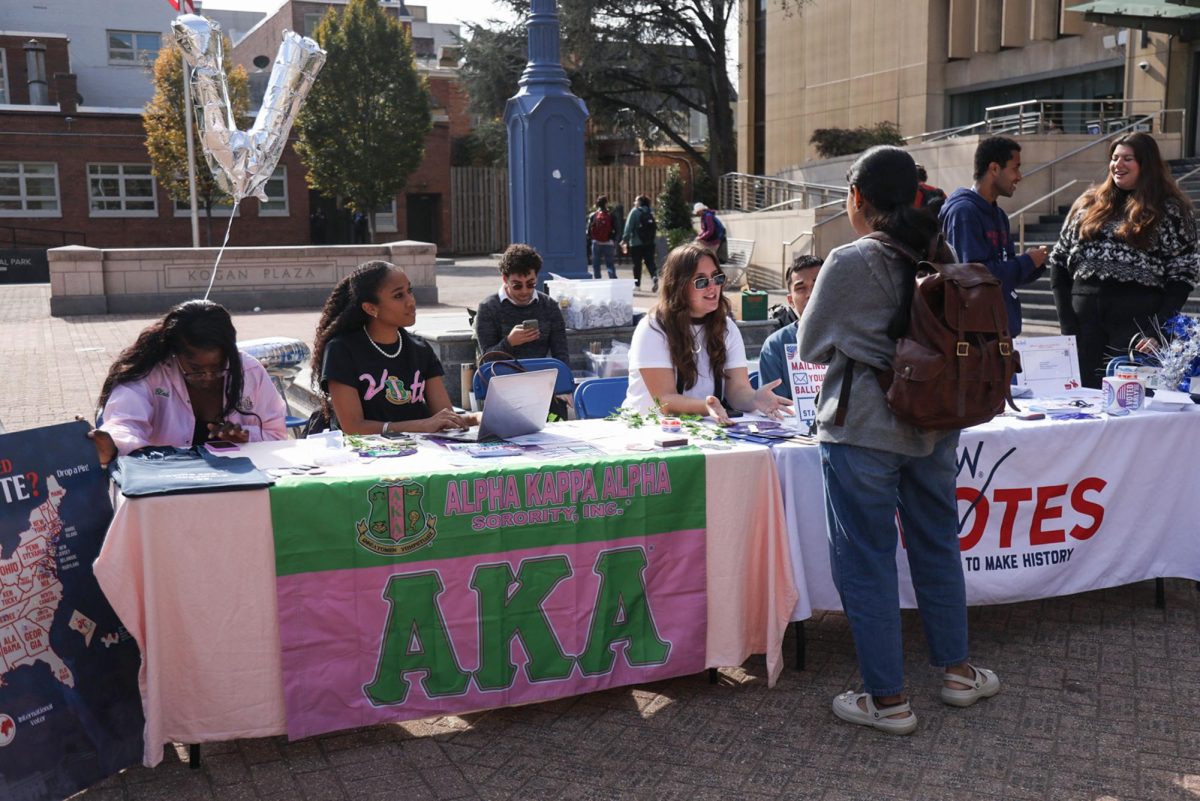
[94,435,796,766]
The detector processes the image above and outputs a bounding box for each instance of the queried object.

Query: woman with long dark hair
[91,299,287,465]
[1049,132,1198,386]
[312,260,471,434]
[797,146,999,735]
[624,242,792,421]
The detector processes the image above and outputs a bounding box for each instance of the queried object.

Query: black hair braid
[310,261,397,415]
[98,300,244,419]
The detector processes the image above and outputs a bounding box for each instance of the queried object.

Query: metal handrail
[779,208,847,283]
[719,172,848,213]
[1023,110,1185,178]
[1014,180,1080,250]
[1174,163,1200,185]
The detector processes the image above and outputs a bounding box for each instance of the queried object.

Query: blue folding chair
[473,357,574,403]
[573,376,629,420]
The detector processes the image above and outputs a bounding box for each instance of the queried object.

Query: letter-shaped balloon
[172,14,326,203]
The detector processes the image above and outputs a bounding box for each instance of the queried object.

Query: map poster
[0,421,143,801]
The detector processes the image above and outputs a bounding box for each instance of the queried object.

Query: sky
[197,0,519,29]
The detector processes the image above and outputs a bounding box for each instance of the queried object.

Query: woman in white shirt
[624,243,792,422]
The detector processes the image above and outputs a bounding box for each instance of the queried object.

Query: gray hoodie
[797,235,956,457]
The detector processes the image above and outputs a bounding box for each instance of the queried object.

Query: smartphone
[522,319,539,331]
[380,430,411,440]
[204,440,240,454]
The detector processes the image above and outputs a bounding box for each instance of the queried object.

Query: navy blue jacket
[939,187,1045,335]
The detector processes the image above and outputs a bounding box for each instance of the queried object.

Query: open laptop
[439,368,557,442]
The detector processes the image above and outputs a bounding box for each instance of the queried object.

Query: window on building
[88,164,157,216]
[108,30,162,66]
[0,162,60,215]
[259,167,289,216]
[0,49,9,104]
[376,197,398,233]
[303,13,325,37]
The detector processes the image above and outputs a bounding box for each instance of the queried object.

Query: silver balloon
[172,14,326,203]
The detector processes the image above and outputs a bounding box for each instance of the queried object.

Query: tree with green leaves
[143,40,249,245]
[460,0,810,184]
[657,165,693,247]
[295,0,432,239]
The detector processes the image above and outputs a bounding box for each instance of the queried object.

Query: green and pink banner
[269,452,707,740]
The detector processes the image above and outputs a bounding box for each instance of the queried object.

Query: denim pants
[591,241,616,279]
[820,434,968,696]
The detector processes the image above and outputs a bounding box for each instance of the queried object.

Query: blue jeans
[820,435,967,696]
[591,241,616,278]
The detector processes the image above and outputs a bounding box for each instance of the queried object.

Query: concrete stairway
[1017,156,1200,330]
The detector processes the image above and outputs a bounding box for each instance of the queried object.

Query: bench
[723,238,754,288]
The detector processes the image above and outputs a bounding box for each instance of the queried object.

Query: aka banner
[0,421,143,801]
[270,452,707,740]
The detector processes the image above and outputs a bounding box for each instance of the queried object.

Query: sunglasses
[692,273,727,290]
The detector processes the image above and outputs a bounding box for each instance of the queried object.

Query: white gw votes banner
[777,408,1200,617]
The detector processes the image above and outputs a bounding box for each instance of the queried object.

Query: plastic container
[546,278,635,329]
[585,350,629,378]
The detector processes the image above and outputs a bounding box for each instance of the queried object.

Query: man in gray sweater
[473,244,569,364]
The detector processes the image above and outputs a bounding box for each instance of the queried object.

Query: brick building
[0,0,468,259]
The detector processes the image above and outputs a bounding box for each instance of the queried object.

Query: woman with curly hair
[312,261,472,434]
[623,242,792,422]
[1049,132,1199,386]
[90,299,288,465]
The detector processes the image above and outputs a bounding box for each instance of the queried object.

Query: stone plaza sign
[48,242,437,316]
[165,261,338,290]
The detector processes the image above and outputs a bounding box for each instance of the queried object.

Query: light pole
[504,0,590,279]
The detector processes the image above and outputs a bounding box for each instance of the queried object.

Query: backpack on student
[588,209,614,242]
[635,207,657,244]
[835,232,1020,431]
[707,210,726,242]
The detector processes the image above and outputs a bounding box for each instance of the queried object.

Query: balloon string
[202,199,240,302]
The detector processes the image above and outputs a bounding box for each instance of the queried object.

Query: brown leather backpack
[836,233,1020,431]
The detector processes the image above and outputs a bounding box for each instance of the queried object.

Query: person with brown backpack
[797,146,1001,736]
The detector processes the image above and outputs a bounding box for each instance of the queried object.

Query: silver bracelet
[381,421,390,435]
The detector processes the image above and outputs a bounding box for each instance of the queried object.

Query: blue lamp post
[504,0,590,279]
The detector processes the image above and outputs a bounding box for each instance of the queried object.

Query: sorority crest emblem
[355,480,437,556]
[384,376,413,405]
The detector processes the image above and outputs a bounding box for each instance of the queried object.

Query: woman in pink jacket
[90,300,287,466]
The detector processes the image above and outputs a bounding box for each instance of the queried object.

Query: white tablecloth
[774,405,1200,621]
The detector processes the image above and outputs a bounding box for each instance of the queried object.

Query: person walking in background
[757,254,823,399]
[939,137,1048,336]
[622,195,659,292]
[586,195,618,279]
[798,145,1000,736]
[1048,132,1199,387]
[352,210,370,244]
[912,164,946,216]
[693,202,728,263]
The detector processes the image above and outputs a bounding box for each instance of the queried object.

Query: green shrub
[809,121,903,159]
[666,227,695,249]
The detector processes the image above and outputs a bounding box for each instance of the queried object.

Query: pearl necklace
[364,327,403,359]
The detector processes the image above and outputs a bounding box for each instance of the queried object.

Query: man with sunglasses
[473,244,569,364]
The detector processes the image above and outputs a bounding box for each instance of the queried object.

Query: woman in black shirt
[312,261,473,434]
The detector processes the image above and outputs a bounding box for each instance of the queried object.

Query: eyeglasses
[178,359,229,382]
[692,273,727,290]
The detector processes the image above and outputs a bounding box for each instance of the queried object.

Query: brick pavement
[2,274,1193,801]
